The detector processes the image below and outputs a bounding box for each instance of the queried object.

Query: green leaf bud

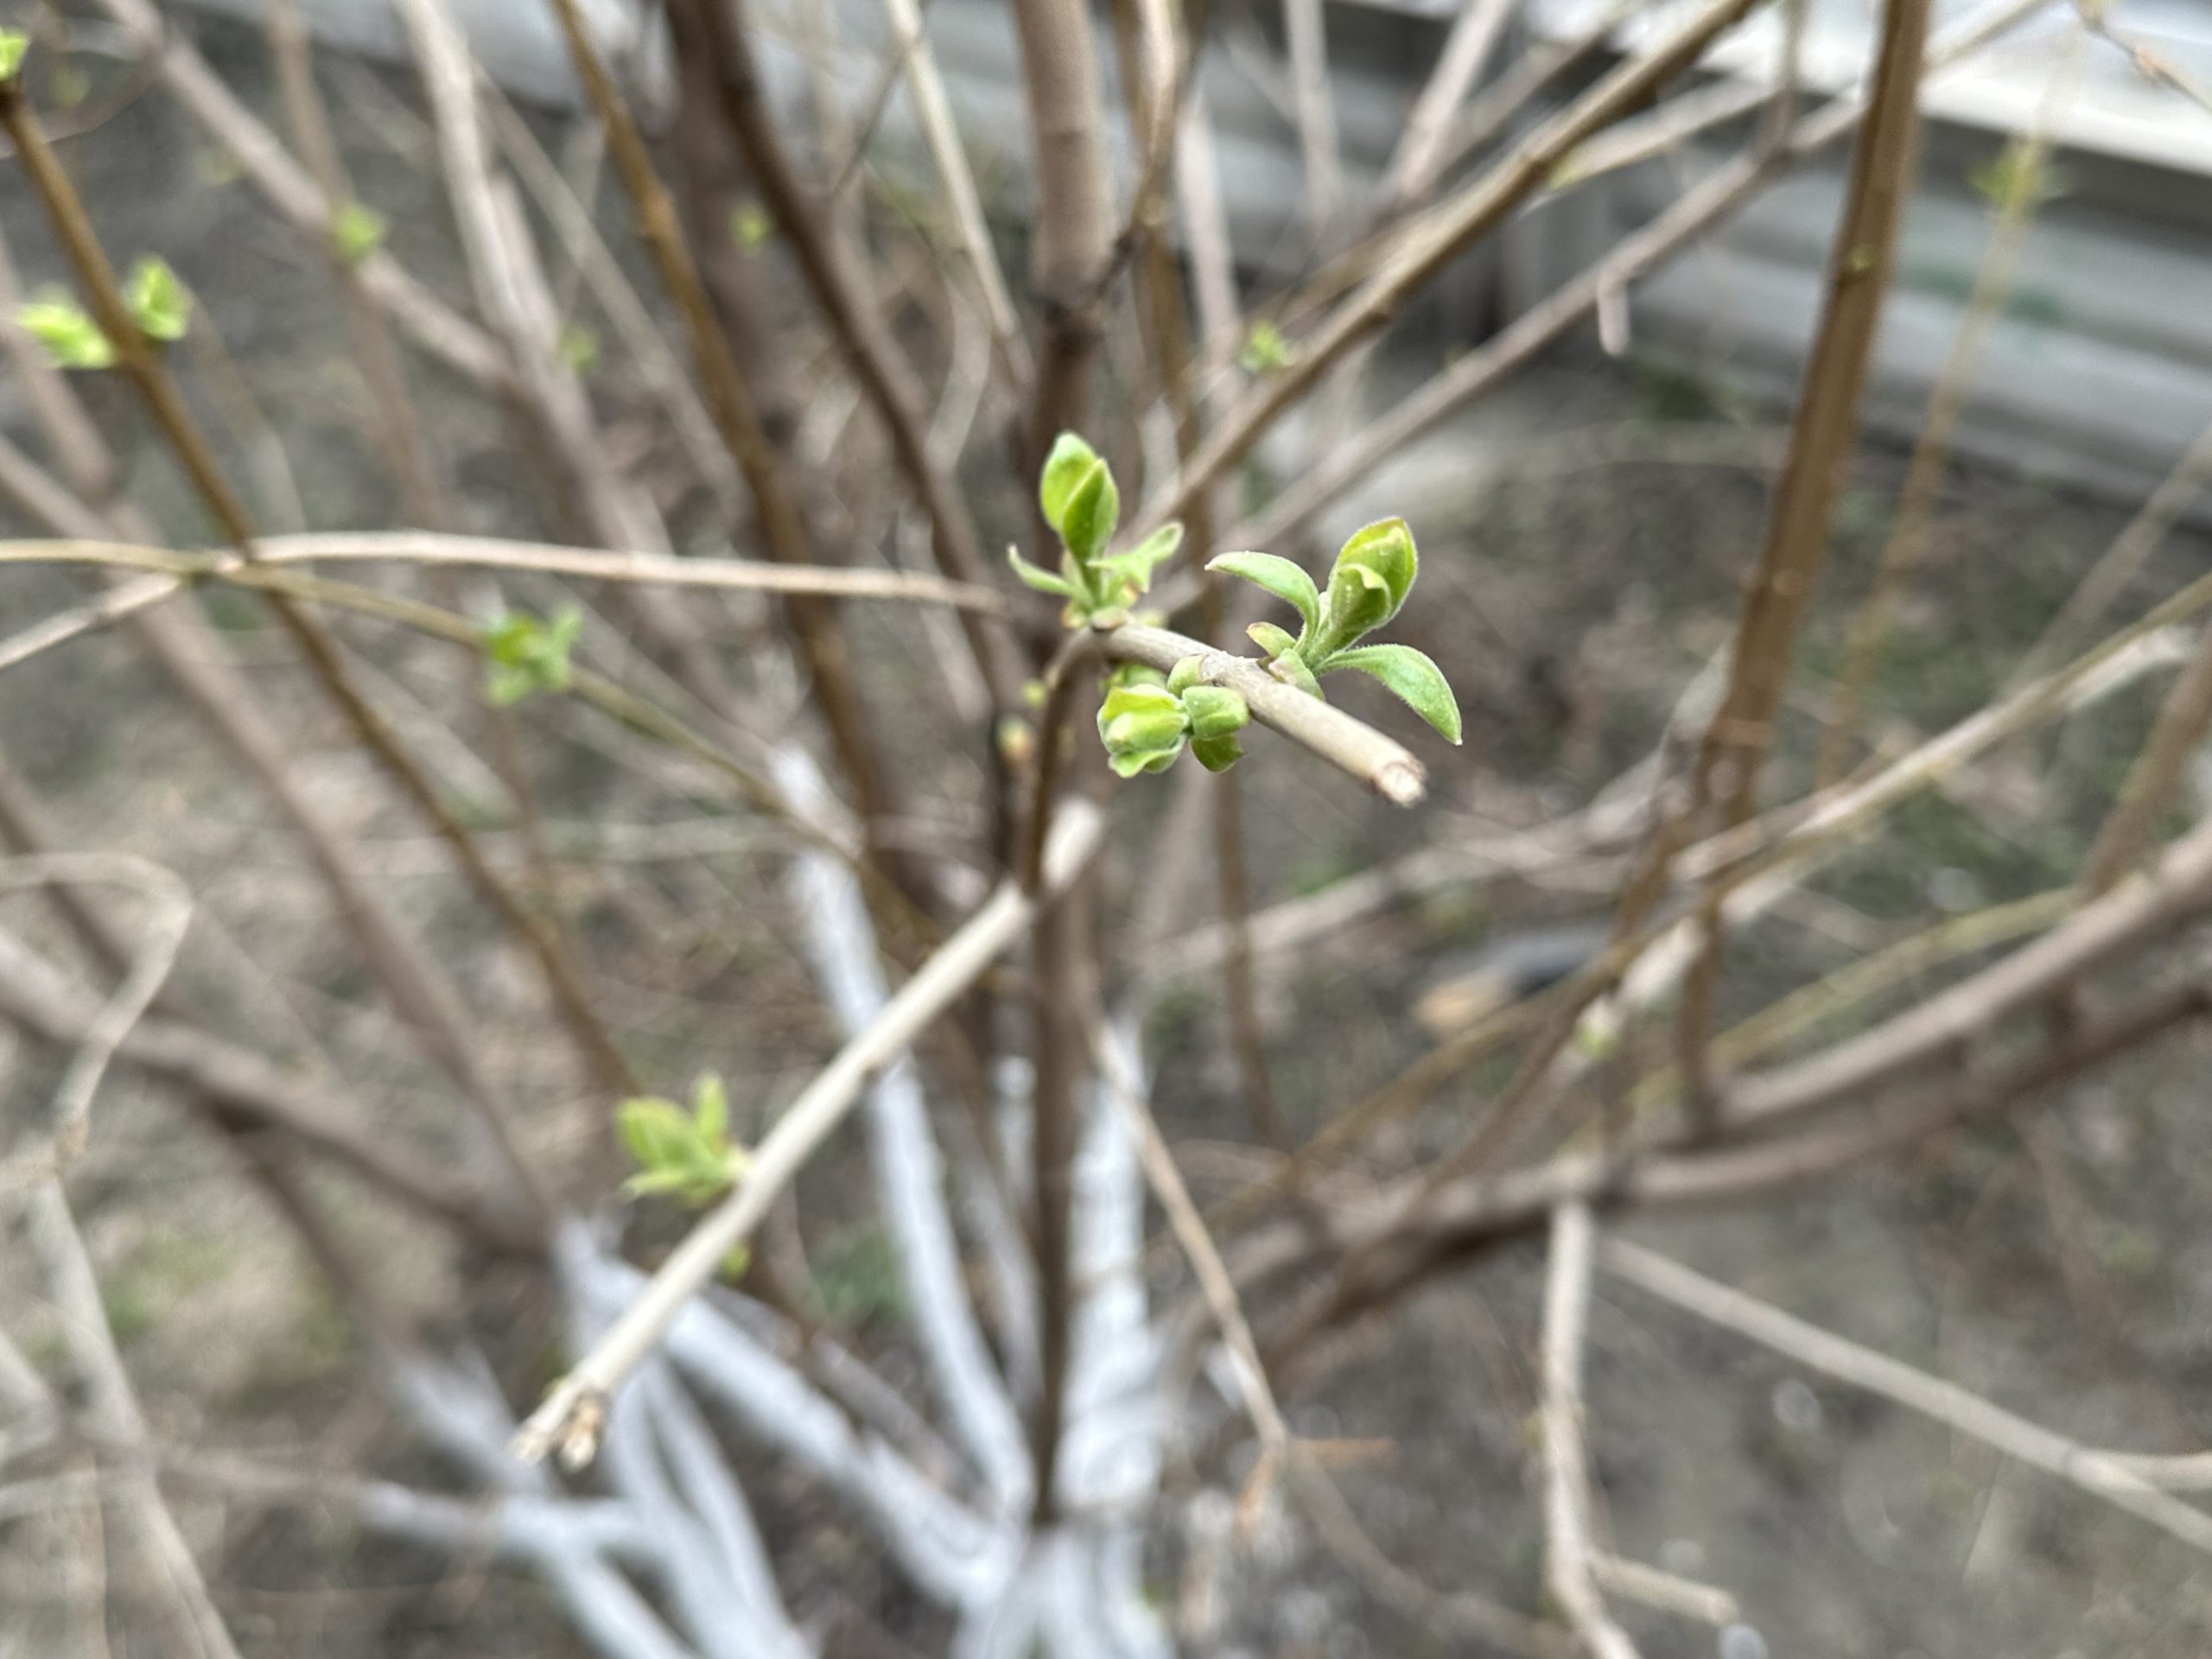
[1039,432,1098,536]
[1310,517,1417,663]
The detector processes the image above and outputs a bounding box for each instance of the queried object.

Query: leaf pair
[1010,432,1183,626]
[1095,660,1251,778]
[1208,518,1462,746]
[619,1073,750,1207]
[481,606,582,706]
[16,257,192,372]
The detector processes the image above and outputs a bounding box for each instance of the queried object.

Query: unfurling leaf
[1007,543,1075,598]
[481,606,582,705]
[1208,550,1320,638]
[692,1071,729,1145]
[1179,685,1249,744]
[1093,522,1182,596]
[1057,453,1120,565]
[124,256,190,343]
[620,1073,747,1206]
[1097,679,1187,778]
[1039,432,1098,536]
[1325,644,1463,744]
[731,204,773,250]
[16,291,111,369]
[1310,518,1417,662]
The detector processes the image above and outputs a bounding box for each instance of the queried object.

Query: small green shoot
[124,256,189,343]
[17,289,111,369]
[1010,431,1183,628]
[1239,319,1294,374]
[331,200,388,264]
[1210,518,1463,745]
[482,606,582,706]
[619,1072,750,1207]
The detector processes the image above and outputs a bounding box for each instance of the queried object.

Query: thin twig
[1379,0,1519,215]
[650,0,1028,712]
[1601,1238,2212,1555]
[1135,0,1770,542]
[1217,0,2049,564]
[0,534,1009,611]
[23,1184,246,1659]
[515,802,1106,1468]
[1540,1202,1641,1659]
[0,855,190,1195]
[1673,0,1935,1122]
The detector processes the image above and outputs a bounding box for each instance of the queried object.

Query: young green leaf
[1007,543,1076,598]
[692,1072,728,1146]
[731,204,773,251]
[1092,521,1182,599]
[619,1096,697,1174]
[1039,432,1098,535]
[17,291,112,370]
[330,200,388,264]
[1310,518,1417,662]
[556,322,600,376]
[0,30,28,80]
[481,606,582,705]
[1057,455,1120,566]
[1208,551,1320,638]
[1324,643,1462,744]
[124,257,190,344]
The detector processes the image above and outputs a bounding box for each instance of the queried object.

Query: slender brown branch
[658,0,1030,708]
[0,925,530,1250]
[1136,0,1769,539]
[1215,0,2048,568]
[0,68,556,1230]
[2081,617,2212,893]
[1378,0,1518,217]
[87,0,512,389]
[0,535,1009,612]
[1602,1238,2212,1555]
[401,0,919,918]
[653,0,1027,714]
[22,1183,246,1659]
[1816,40,2081,785]
[1008,0,1117,452]
[1540,1202,1641,1659]
[1673,0,1933,1119]
[513,801,1105,1468]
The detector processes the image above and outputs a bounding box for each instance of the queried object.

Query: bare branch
[1602,1238,2212,1556]
[0,534,1010,612]
[23,1184,245,1659]
[1540,1203,1640,1659]
[1137,0,1769,537]
[517,803,1106,1467]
